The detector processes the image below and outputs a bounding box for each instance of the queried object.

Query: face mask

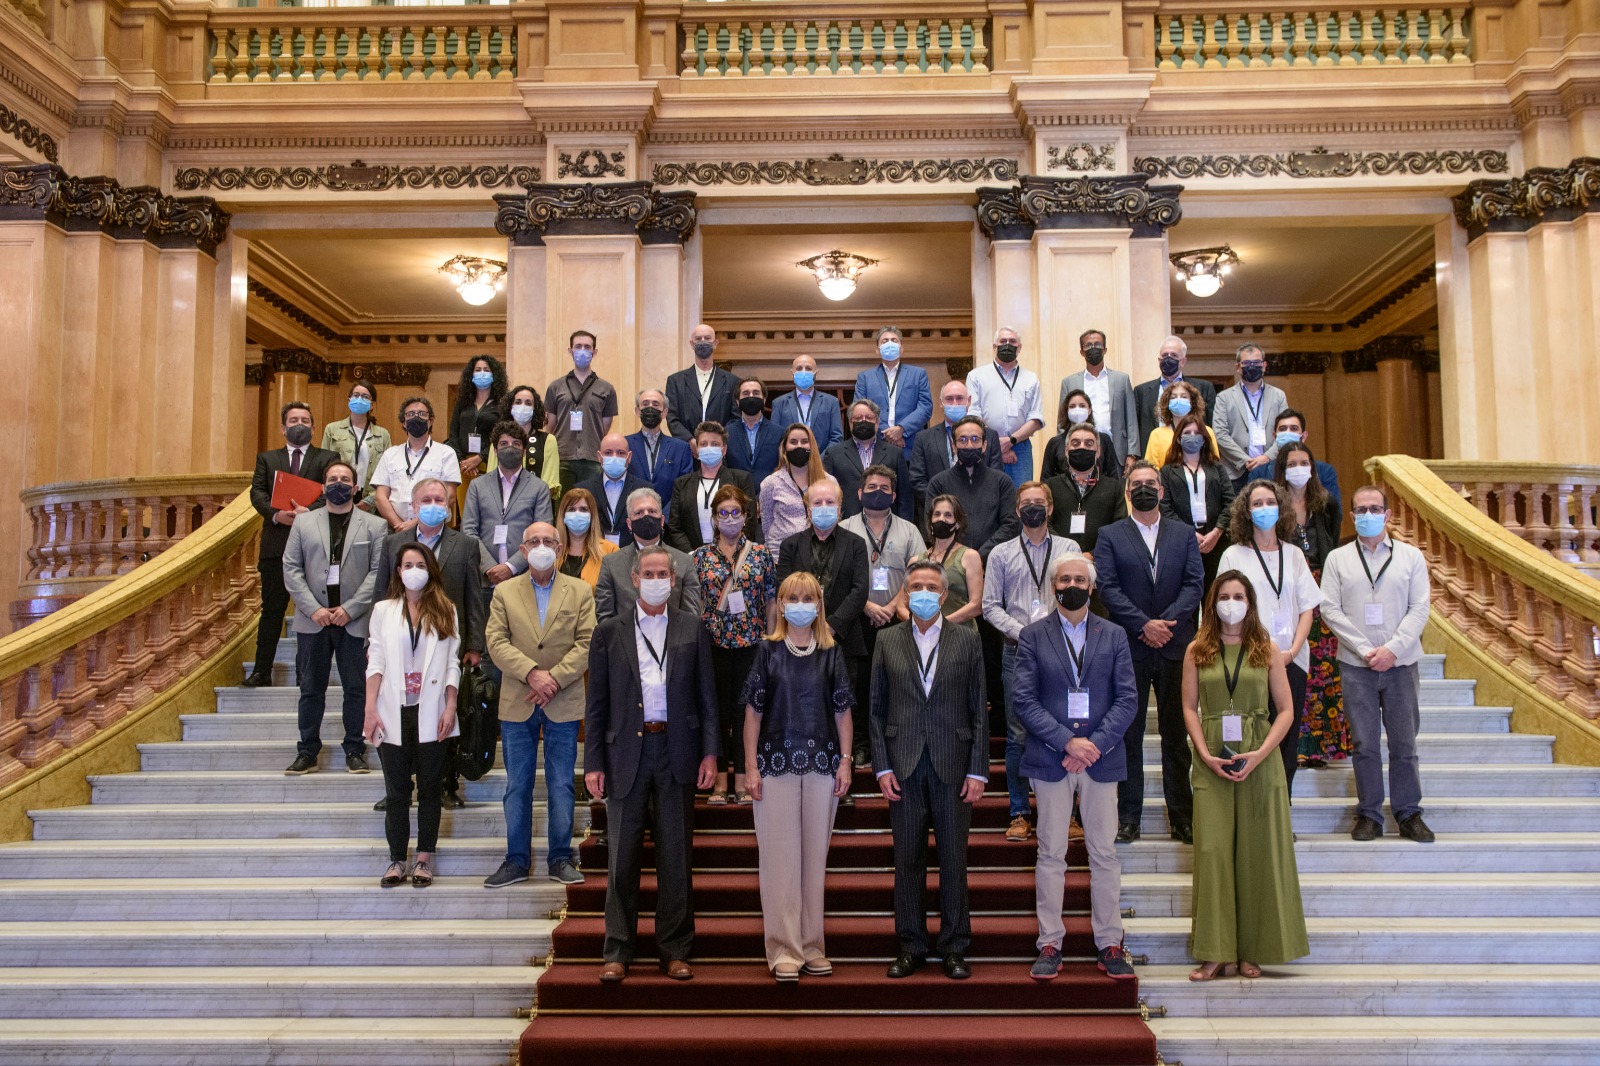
[811,505,839,532]
[739,395,765,416]
[1083,345,1105,366]
[862,488,893,512]
[348,396,373,416]
[1353,512,1386,538]
[1216,599,1248,626]
[1066,406,1090,425]
[510,403,534,425]
[400,567,430,592]
[572,348,594,370]
[497,447,524,469]
[786,447,812,469]
[716,515,745,539]
[1275,430,1301,449]
[639,577,672,607]
[1159,355,1181,378]
[692,341,715,360]
[956,446,984,469]
[783,602,819,628]
[908,589,942,621]
[1180,433,1204,455]
[1129,484,1160,512]
[1055,585,1090,611]
[1239,363,1265,384]
[1284,466,1313,488]
[929,519,957,540]
[285,424,312,447]
[472,370,494,390]
[404,415,430,439]
[697,445,724,469]
[792,370,815,390]
[996,342,1019,363]
[1067,447,1098,473]
[630,514,663,543]
[602,456,628,480]
[851,421,877,442]
[527,544,558,571]
[879,341,901,362]
[1167,396,1192,418]
[1019,503,1048,529]
[639,407,663,430]
[323,482,353,507]
[943,404,967,423]
[416,503,450,529]
[562,511,591,535]
[1251,504,1280,530]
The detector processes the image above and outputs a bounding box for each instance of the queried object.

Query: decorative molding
[1136,148,1510,180]
[556,149,627,180]
[495,181,695,244]
[250,352,437,388]
[173,161,541,193]
[167,133,544,152]
[0,101,58,163]
[638,188,698,246]
[1345,266,1436,329]
[1017,174,1183,236]
[1046,144,1116,173]
[259,347,337,383]
[974,185,1034,241]
[249,280,349,344]
[717,326,972,342]
[651,154,1019,187]
[1267,352,1332,376]
[647,127,1026,145]
[346,362,435,387]
[1453,158,1600,240]
[1342,334,1425,374]
[0,164,229,254]
[945,357,975,380]
[244,363,267,388]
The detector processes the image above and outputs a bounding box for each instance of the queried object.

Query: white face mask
[639,577,672,606]
[400,568,429,592]
[527,545,558,572]
[1216,599,1248,626]
[1066,406,1090,425]
[1284,466,1313,488]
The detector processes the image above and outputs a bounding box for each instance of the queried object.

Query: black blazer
[1092,516,1205,663]
[1040,430,1120,482]
[869,621,988,785]
[776,527,871,657]
[908,423,1002,506]
[1159,461,1234,536]
[374,527,489,654]
[448,400,501,464]
[1044,473,1128,556]
[251,445,338,559]
[822,439,914,521]
[665,365,739,441]
[583,607,719,801]
[573,473,654,547]
[664,466,762,552]
[1134,376,1218,456]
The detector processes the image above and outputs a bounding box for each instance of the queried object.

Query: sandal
[1238,961,1261,979]
[707,789,729,806]
[380,861,408,888]
[736,789,753,805]
[411,859,434,888]
[1188,961,1234,982]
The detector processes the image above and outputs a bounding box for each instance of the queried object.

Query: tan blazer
[487,572,596,724]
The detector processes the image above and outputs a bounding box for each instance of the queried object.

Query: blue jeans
[1000,641,1031,819]
[501,709,579,872]
[295,626,366,759]
[1001,437,1034,490]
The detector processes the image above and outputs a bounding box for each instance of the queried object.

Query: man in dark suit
[595,489,702,622]
[1134,336,1217,456]
[627,388,696,518]
[823,398,914,521]
[245,401,337,687]
[770,355,843,450]
[1044,423,1127,556]
[664,324,738,440]
[573,432,652,547]
[909,379,1002,521]
[1092,462,1205,845]
[725,378,784,485]
[666,421,762,552]
[1013,553,1139,982]
[584,545,719,983]
[871,559,988,981]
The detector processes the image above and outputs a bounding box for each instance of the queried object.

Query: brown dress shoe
[663,959,694,981]
[599,962,627,983]
[1004,815,1033,842]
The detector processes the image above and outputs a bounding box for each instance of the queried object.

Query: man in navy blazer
[1092,461,1205,845]
[725,377,785,485]
[852,326,932,447]
[770,355,843,450]
[1013,553,1139,982]
[574,432,653,548]
[626,389,695,520]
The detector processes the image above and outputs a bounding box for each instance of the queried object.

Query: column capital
[495,181,698,246]
[1342,335,1428,374]
[0,163,230,254]
[1453,157,1600,240]
[975,186,1034,241]
[975,174,1184,240]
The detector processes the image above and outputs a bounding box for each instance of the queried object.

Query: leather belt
[642,721,669,733]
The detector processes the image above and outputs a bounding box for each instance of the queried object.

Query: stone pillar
[59,228,118,481]
[1272,353,1332,452]
[1128,236,1174,386]
[502,239,547,389]
[258,349,315,452]
[1372,338,1427,457]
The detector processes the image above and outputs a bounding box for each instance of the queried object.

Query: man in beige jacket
[484,521,596,887]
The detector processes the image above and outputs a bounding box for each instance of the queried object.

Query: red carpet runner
[520,739,1158,1065]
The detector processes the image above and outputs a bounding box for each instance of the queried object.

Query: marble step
[0,919,556,967]
[92,769,519,805]
[31,803,521,841]
[1139,964,1600,1017]
[0,877,567,922]
[1126,916,1600,964]
[1119,872,1600,919]
[1146,1016,1600,1066]
[1238,763,1600,799]
[0,966,540,1019]
[0,1017,527,1065]
[1131,795,1600,835]
[1137,732,1552,765]
[1115,833,1600,875]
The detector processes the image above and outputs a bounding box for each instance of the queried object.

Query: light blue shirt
[1058,612,1088,684]
[530,571,555,627]
[744,416,763,454]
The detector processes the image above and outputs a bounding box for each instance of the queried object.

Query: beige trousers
[1033,771,1123,951]
[752,771,838,970]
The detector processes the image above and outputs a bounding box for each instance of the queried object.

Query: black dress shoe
[1115,823,1140,843]
[837,793,855,808]
[284,753,318,776]
[942,954,971,980]
[241,672,273,688]
[1170,823,1194,845]
[1398,813,1435,843]
[441,790,466,809]
[886,953,926,979]
[1351,815,1383,841]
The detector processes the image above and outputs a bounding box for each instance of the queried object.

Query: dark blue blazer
[1013,611,1138,783]
[852,362,933,439]
[626,431,695,520]
[573,473,654,548]
[1092,515,1205,663]
[725,417,784,485]
[771,390,843,451]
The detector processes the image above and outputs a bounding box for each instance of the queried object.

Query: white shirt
[1218,541,1322,672]
[1132,513,1161,565]
[696,475,720,543]
[636,609,669,723]
[695,365,714,415]
[371,438,463,521]
[1179,462,1207,525]
[966,362,1044,438]
[910,613,942,697]
[1081,368,1112,429]
[1319,537,1431,668]
[1240,383,1268,456]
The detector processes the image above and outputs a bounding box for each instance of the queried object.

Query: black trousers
[1280,661,1308,800]
[1118,653,1191,829]
[977,618,1006,738]
[853,626,881,759]
[378,705,447,861]
[712,643,756,775]
[560,459,600,495]
[604,732,696,965]
[889,751,972,957]
[253,556,289,679]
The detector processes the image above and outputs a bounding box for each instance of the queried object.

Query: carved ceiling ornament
[0,164,230,253]
[1453,157,1600,239]
[252,351,440,389]
[1017,174,1184,236]
[1136,148,1510,180]
[1046,144,1117,173]
[651,154,1019,187]
[556,149,627,180]
[173,162,541,193]
[495,181,697,245]
[1267,352,1333,375]
[0,101,59,163]
[974,186,1034,240]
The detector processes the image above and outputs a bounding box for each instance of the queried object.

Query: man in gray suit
[462,420,554,582]
[871,559,989,981]
[1212,341,1289,489]
[595,488,702,621]
[1058,328,1139,470]
[282,460,388,776]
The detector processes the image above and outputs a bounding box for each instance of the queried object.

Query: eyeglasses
[715,510,743,520]
[1238,361,1266,370]
[1352,506,1386,516]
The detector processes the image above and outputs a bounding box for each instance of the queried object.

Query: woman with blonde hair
[553,486,617,587]
[741,570,854,982]
[758,422,827,547]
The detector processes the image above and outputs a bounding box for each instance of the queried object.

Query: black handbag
[455,662,500,781]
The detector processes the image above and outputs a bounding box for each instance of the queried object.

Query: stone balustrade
[208,8,517,82]
[679,5,990,77]
[1156,4,1472,69]
[1424,462,1600,580]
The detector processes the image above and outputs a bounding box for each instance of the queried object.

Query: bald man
[574,432,654,547]
[666,323,739,440]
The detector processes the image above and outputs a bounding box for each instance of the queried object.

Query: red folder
[271,469,324,511]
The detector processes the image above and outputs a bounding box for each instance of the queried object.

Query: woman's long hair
[778,422,827,483]
[766,571,835,649]
[501,384,546,432]
[1056,387,1097,433]
[1162,411,1220,467]
[387,543,458,640]
[556,487,605,568]
[1228,479,1297,546]
[455,355,508,414]
[1156,381,1209,428]
[1273,441,1330,517]
[1190,570,1272,669]
[923,492,968,548]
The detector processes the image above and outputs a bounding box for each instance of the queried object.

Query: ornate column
[1270,352,1333,450]
[975,187,1037,370]
[258,349,315,451]
[1355,336,1428,458]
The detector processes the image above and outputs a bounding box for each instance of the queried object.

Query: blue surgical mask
[793,370,815,390]
[563,511,591,535]
[782,602,819,628]
[1354,512,1386,538]
[1180,433,1204,455]
[943,404,967,423]
[602,455,628,480]
[572,348,594,370]
[698,446,724,469]
[1275,430,1301,449]
[879,342,901,362]
[1167,396,1192,418]
[811,505,838,532]
[1250,504,1280,530]
[347,396,372,416]
[908,589,942,621]
[416,503,450,529]
[472,370,494,390]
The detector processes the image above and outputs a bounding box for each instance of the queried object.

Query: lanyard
[946,427,957,466]
[1136,523,1159,577]
[1073,473,1097,513]
[499,471,519,516]
[1252,542,1284,599]
[643,435,660,478]
[404,604,423,656]
[697,370,715,416]
[638,618,666,671]
[352,424,370,464]
[995,362,1020,394]
[1221,641,1246,710]
[881,364,900,417]
[403,442,430,479]
[1019,536,1054,597]
[1357,539,1395,591]
[862,516,892,564]
[916,633,939,685]
[1241,384,1264,425]
[798,392,812,422]
[1186,464,1203,498]
[1060,623,1085,686]
[566,372,595,411]
[699,476,720,515]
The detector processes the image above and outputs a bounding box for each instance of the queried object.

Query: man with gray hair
[595,487,701,621]
[1213,342,1288,490]
[1134,335,1217,455]
[626,388,695,520]
[852,325,933,447]
[966,325,1046,488]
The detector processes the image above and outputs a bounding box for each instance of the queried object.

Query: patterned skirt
[1299,607,1351,761]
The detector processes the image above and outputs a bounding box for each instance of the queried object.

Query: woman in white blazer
[364,543,462,888]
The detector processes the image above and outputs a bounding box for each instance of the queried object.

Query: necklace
[784,635,816,657]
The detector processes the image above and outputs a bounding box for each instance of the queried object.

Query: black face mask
[1056,585,1090,611]
[1083,345,1106,366]
[929,519,958,540]
[786,447,812,469]
[956,446,984,468]
[1240,363,1266,384]
[738,395,765,416]
[851,421,877,441]
[629,514,662,543]
[404,415,430,438]
[284,424,312,448]
[1019,503,1048,529]
[861,488,893,512]
[497,447,524,469]
[323,482,353,507]
[638,407,663,429]
[1067,447,1098,473]
[692,341,715,360]
[996,342,1019,363]
[1129,484,1160,512]
[1159,355,1181,378]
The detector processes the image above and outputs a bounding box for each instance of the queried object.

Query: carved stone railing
[1368,455,1600,738]
[207,7,517,82]
[680,3,990,77]
[0,489,261,789]
[11,475,250,630]
[1424,461,1600,581]
[1156,5,1472,69]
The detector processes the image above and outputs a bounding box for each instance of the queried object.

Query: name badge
[1364,602,1385,626]
[1070,513,1086,535]
[1030,599,1046,621]
[1222,714,1244,743]
[1067,691,1091,720]
[1190,498,1207,526]
[468,433,482,454]
[1272,609,1292,642]
[1249,426,1268,448]
[326,563,341,586]
[699,516,714,542]
[493,524,509,546]
[872,566,890,592]
[725,590,747,616]
[1006,397,1020,419]
[569,410,584,433]
[605,533,621,546]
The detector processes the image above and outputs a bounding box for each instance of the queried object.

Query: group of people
[243,323,1436,985]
